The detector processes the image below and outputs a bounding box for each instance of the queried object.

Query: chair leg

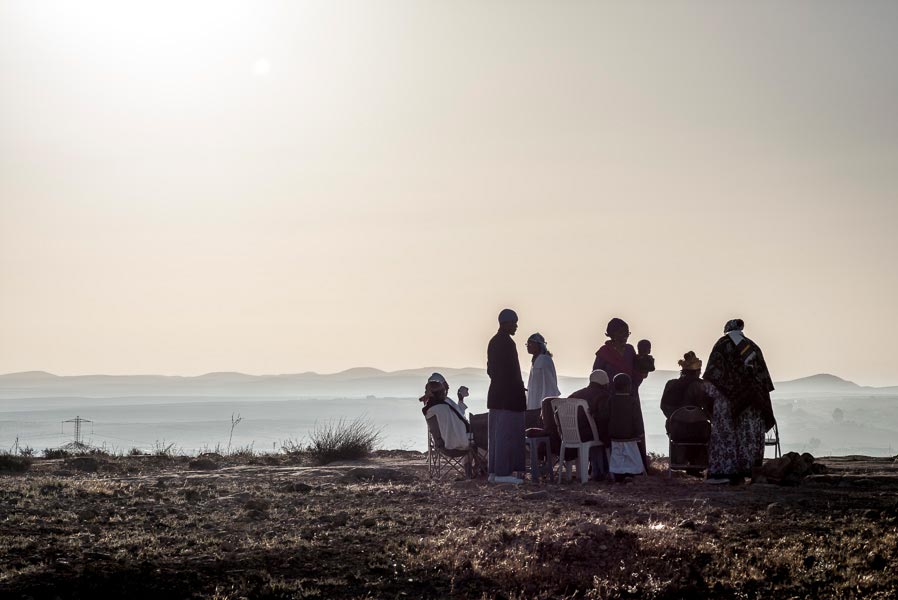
[558,444,564,483]
[529,440,539,483]
[578,449,589,484]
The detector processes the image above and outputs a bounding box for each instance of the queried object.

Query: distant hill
[776,374,898,394]
[777,374,860,392]
[0,369,894,400]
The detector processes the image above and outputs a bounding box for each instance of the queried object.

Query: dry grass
[305,417,382,465]
[0,454,896,599]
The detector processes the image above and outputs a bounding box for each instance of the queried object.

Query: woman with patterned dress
[703,319,776,484]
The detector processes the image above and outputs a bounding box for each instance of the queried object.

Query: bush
[152,440,180,458]
[228,444,257,458]
[0,453,32,473]
[305,417,381,465]
[281,437,305,457]
[43,448,70,459]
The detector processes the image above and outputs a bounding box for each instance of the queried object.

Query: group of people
[421,309,776,485]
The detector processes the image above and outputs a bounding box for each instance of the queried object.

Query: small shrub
[229,444,256,458]
[305,417,381,465]
[43,448,70,459]
[85,445,114,458]
[129,447,145,456]
[281,438,305,457]
[0,453,32,473]
[152,440,180,458]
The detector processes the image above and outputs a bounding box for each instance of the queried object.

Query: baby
[634,339,656,376]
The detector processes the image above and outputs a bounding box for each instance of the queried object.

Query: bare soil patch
[1,452,897,599]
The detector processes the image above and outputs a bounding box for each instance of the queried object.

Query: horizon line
[1,368,896,389]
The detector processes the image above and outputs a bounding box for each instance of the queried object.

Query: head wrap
[498,308,518,324]
[527,332,548,354]
[589,369,610,386]
[678,351,702,371]
[724,319,744,334]
[605,318,630,338]
[612,373,632,394]
[427,372,447,386]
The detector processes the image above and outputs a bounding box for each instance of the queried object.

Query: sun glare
[252,58,272,77]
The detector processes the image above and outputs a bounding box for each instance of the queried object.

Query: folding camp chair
[550,397,604,484]
[764,422,782,458]
[426,415,480,480]
[666,405,711,477]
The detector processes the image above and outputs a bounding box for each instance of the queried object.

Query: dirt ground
[1,451,897,599]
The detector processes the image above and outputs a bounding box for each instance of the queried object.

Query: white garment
[727,330,758,365]
[425,403,472,451]
[446,396,468,417]
[527,354,561,411]
[609,440,645,475]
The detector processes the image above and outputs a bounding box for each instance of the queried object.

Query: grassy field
[1,452,896,599]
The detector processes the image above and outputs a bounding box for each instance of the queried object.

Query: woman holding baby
[592,317,655,471]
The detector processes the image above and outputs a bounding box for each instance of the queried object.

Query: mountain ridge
[1,369,895,396]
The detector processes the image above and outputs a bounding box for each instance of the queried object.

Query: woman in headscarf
[660,351,713,476]
[703,319,776,484]
[592,318,650,470]
[526,332,561,411]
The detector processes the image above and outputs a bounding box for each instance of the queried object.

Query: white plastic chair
[549,397,604,484]
[764,422,782,458]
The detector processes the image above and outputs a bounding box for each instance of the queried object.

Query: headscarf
[678,351,702,371]
[612,373,632,395]
[589,369,610,386]
[498,308,518,324]
[724,319,745,334]
[606,318,630,338]
[527,332,548,354]
[427,372,447,387]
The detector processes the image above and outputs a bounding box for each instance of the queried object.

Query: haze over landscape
[2,2,898,458]
[5,5,898,598]
[3,1,898,387]
[2,368,896,458]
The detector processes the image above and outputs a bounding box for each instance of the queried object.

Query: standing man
[487,308,527,484]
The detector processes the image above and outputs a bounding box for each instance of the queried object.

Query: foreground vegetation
[1,453,896,599]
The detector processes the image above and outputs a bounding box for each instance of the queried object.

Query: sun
[252,58,271,77]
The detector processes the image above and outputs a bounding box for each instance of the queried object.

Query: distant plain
[1,370,896,457]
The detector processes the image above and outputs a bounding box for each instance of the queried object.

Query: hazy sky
[2,1,897,385]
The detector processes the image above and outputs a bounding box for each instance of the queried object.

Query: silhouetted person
[606,373,645,479]
[487,308,526,484]
[660,351,712,476]
[592,318,652,470]
[704,319,776,484]
[634,339,656,378]
[526,332,560,410]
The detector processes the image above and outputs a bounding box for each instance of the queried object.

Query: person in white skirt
[606,373,646,481]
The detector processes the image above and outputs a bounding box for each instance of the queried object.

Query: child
[634,339,656,377]
[606,373,646,481]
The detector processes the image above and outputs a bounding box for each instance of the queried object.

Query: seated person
[660,351,713,438]
[634,339,656,378]
[421,375,484,475]
[660,352,712,474]
[421,376,471,451]
[533,370,607,453]
[568,369,611,446]
[424,372,468,416]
